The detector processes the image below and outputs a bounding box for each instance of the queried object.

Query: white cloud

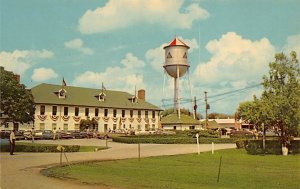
[193,32,275,86]
[78,0,209,34]
[64,38,94,55]
[73,53,146,92]
[283,33,300,55]
[31,67,58,82]
[0,49,54,75]
[146,37,199,71]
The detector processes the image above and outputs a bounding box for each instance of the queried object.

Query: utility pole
[204,91,208,128]
[193,96,197,120]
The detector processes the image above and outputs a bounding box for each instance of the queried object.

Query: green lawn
[42,149,300,189]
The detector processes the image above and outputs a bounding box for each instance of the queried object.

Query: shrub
[175,130,219,138]
[0,143,80,152]
[244,140,300,155]
[236,139,248,149]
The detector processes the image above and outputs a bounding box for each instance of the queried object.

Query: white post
[212,142,214,154]
[196,133,200,155]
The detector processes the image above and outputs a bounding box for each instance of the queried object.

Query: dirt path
[0,139,236,189]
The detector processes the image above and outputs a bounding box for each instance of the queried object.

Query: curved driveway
[0,139,235,189]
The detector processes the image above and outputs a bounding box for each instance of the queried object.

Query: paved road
[0,139,236,189]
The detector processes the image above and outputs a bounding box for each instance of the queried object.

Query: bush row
[112,136,236,144]
[0,143,80,152]
[236,139,300,155]
[175,130,219,138]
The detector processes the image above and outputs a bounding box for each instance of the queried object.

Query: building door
[104,124,108,133]
[173,126,177,130]
[13,123,19,131]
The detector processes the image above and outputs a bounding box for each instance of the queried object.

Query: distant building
[161,113,200,130]
[30,83,162,132]
[202,118,242,130]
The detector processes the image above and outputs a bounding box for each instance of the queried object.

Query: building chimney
[138,89,145,100]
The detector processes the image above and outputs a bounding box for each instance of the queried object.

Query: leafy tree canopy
[237,51,300,144]
[0,67,35,124]
[79,118,98,131]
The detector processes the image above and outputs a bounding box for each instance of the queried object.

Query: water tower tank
[163,37,190,78]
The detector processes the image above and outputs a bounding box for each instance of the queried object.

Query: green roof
[200,120,221,128]
[161,113,199,125]
[31,83,161,110]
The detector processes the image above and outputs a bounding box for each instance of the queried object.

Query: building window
[85,108,89,117]
[145,124,150,131]
[64,107,68,116]
[145,111,148,118]
[137,124,141,131]
[75,124,79,130]
[123,124,126,129]
[130,110,133,118]
[132,96,138,104]
[152,124,155,131]
[138,110,141,118]
[40,105,45,115]
[152,111,155,118]
[64,124,68,131]
[99,93,106,101]
[104,109,108,117]
[189,126,195,130]
[95,108,99,117]
[40,123,45,130]
[75,107,79,116]
[58,89,67,99]
[113,124,117,130]
[52,106,57,116]
[113,109,117,118]
[122,110,125,118]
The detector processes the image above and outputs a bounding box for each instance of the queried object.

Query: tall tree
[237,52,300,146]
[261,51,300,146]
[0,67,35,125]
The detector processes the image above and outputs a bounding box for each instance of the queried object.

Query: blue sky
[1,0,300,115]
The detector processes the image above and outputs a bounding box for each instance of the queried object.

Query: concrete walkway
[0,139,236,189]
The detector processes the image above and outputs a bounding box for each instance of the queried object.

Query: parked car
[70,130,86,139]
[24,130,44,140]
[258,131,278,137]
[0,130,11,139]
[60,131,73,139]
[41,130,53,140]
[15,130,25,140]
[229,129,253,138]
[33,130,43,140]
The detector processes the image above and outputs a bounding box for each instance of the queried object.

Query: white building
[31,83,162,133]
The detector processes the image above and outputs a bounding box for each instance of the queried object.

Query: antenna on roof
[101,82,106,92]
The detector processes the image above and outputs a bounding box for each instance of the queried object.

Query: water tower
[163,37,190,118]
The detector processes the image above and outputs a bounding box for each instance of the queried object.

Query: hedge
[176,130,219,138]
[237,139,300,155]
[0,143,80,152]
[112,136,236,144]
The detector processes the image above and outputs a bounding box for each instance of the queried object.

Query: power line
[208,83,261,99]
[161,83,262,109]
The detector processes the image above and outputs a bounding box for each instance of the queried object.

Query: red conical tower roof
[164,37,190,49]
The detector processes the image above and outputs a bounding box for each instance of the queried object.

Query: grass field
[42,149,300,189]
